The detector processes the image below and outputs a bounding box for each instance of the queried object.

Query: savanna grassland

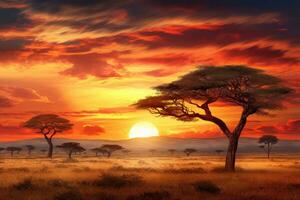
[1,154,300,200]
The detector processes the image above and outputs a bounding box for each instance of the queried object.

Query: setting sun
[129,121,159,139]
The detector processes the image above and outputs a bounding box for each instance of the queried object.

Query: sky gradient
[0,0,300,141]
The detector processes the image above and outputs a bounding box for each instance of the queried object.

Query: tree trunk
[68,150,72,159]
[225,137,239,172]
[44,136,53,158]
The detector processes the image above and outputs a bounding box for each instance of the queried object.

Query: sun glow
[129,121,159,139]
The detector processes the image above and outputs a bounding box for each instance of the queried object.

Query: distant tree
[0,147,5,153]
[259,135,279,159]
[6,147,22,157]
[184,148,197,156]
[25,145,35,156]
[168,149,176,155]
[135,65,292,171]
[215,149,224,154]
[101,144,123,158]
[56,142,85,159]
[91,147,105,157]
[23,114,73,158]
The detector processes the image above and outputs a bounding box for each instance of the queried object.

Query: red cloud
[0,96,14,107]
[221,45,299,66]
[82,125,105,135]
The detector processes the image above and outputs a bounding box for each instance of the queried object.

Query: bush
[13,178,33,190]
[94,174,142,188]
[54,190,82,200]
[127,191,171,200]
[193,180,221,194]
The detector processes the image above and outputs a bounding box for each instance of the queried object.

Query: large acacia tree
[135,65,291,171]
[23,114,73,158]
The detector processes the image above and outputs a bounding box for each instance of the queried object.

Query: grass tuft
[94,173,143,188]
[193,180,221,194]
[13,178,34,190]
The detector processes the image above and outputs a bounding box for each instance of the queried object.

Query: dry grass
[0,154,300,200]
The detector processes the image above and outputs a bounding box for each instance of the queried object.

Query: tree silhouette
[135,65,292,171]
[6,147,22,157]
[183,148,196,156]
[258,135,278,159]
[0,147,5,153]
[149,149,156,155]
[25,145,35,156]
[57,142,85,159]
[91,147,107,157]
[23,114,73,158]
[101,144,123,158]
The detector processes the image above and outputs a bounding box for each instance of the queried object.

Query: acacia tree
[6,147,22,157]
[215,149,225,154]
[23,114,73,158]
[0,147,4,153]
[101,144,123,158]
[183,148,196,156]
[135,65,291,171]
[57,142,85,159]
[25,145,35,156]
[258,135,278,159]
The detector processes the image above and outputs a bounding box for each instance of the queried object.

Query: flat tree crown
[135,65,292,121]
[23,114,73,134]
[259,135,279,144]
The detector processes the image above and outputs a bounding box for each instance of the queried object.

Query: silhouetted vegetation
[23,114,73,158]
[259,135,279,158]
[25,145,35,156]
[193,180,221,194]
[94,174,142,188]
[101,144,123,158]
[135,65,292,171]
[57,142,85,159]
[13,178,33,190]
[168,149,176,155]
[184,148,196,156]
[6,147,22,157]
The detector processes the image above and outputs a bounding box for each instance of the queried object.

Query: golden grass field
[1,154,300,200]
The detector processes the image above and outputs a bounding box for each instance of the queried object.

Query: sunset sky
[0,0,300,141]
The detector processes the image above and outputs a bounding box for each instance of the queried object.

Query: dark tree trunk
[225,136,239,172]
[44,136,53,158]
[107,152,111,158]
[68,150,73,159]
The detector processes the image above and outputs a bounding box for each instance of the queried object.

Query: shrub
[193,180,221,194]
[54,190,82,200]
[13,178,33,190]
[127,191,171,200]
[94,174,142,188]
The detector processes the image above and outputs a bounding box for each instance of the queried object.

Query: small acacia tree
[57,142,85,159]
[101,144,123,158]
[135,65,291,171]
[215,149,224,154]
[184,148,197,156]
[25,145,35,156]
[0,147,5,153]
[6,147,22,157]
[23,114,73,158]
[258,135,278,158]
